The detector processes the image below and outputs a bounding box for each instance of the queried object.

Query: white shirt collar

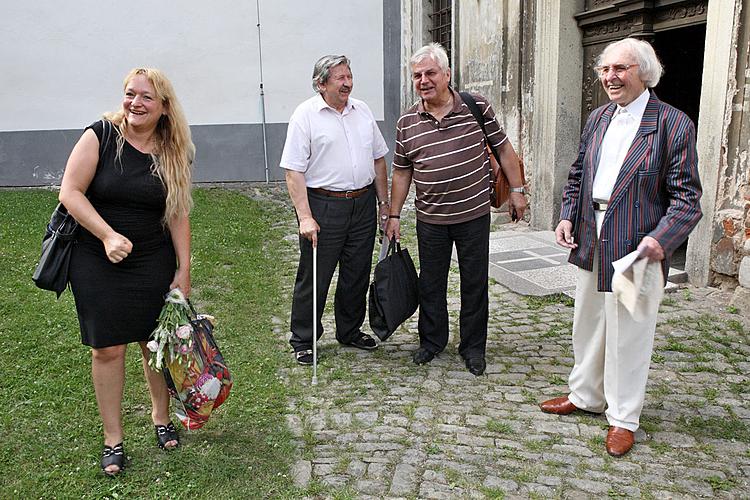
[616,89,650,122]
[314,93,354,113]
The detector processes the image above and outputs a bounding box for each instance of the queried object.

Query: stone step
[668,267,688,284]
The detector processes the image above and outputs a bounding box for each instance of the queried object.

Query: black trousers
[416,213,490,359]
[289,186,376,351]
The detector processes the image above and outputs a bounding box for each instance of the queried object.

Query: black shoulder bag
[32,120,113,297]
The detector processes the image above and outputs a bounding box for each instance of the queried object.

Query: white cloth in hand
[612,250,664,322]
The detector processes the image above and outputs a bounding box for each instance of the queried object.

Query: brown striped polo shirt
[393,88,507,225]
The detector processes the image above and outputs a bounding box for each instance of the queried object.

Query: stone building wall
[400,0,542,214]
[721,2,750,306]
[456,0,535,162]
[400,0,749,306]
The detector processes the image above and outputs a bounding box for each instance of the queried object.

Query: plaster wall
[0,0,385,130]
[716,0,750,301]
[530,0,584,230]
[401,0,582,230]
[0,0,397,185]
[686,0,743,285]
[400,0,429,110]
[457,0,531,151]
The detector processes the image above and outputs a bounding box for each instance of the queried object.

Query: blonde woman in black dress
[59,68,194,476]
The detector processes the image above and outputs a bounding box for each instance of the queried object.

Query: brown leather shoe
[606,426,635,457]
[539,396,578,415]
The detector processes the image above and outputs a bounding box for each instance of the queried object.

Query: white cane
[311,243,318,385]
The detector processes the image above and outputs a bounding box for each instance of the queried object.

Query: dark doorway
[652,24,706,127]
[652,24,706,270]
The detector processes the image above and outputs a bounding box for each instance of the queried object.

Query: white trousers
[567,213,658,431]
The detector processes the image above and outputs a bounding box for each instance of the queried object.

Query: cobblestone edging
[236,183,750,499]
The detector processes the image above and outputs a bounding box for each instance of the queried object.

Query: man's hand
[384,217,401,242]
[637,236,665,261]
[299,216,320,247]
[508,192,527,221]
[554,220,577,249]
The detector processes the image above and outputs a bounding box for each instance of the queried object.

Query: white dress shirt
[592,89,650,202]
[280,94,389,190]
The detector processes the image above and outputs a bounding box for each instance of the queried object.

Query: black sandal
[155,422,180,450]
[101,442,125,477]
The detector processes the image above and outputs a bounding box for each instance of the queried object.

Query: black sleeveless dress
[69,120,176,348]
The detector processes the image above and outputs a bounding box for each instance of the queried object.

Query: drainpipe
[256,0,270,183]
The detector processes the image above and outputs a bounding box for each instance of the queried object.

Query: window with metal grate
[428,0,452,62]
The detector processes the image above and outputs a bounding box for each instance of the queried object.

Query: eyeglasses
[594,64,639,77]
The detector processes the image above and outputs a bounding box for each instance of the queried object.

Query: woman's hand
[170,268,191,297]
[103,232,133,263]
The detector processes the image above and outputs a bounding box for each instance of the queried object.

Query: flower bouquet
[148,288,233,430]
[147,288,194,370]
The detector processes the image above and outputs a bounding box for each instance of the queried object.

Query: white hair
[410,43,450,72]
[596,38,664,88]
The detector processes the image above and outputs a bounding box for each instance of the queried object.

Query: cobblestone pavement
[235,184,750,499]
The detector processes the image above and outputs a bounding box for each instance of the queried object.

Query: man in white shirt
[540,38,702,457]
[280,55,390,365]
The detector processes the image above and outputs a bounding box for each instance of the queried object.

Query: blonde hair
[103,68,194,223]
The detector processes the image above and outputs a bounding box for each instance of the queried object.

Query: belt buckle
[345,190,354,199]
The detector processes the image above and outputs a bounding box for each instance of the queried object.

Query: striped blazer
[559,91,703,291]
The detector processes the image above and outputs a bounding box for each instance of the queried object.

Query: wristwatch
[510,187,525,194]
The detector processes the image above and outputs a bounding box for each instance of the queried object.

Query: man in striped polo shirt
[385,43,527,376]
[540,38,702,457]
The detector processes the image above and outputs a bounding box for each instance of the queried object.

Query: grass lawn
[0,188,299,497]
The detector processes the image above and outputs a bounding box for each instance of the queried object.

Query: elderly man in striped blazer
[385,43,527,376]
[540,38,702,457]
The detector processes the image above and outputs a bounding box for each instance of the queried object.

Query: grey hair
[410,42,450,72]
[312,55,351,93]
[596,37,664,88]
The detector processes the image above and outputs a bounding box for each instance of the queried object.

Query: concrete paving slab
[487,224,687,296]
[488,229,577,296]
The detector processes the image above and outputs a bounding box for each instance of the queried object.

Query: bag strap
[50,120,112,231]
[386,237,401,257]
[459,91,500,165]
[187,298,199,319]
[459,91,501,188]
[100,119,112,157]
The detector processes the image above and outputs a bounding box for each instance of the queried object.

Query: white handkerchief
[611,250,664,322]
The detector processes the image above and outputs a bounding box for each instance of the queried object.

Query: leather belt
[593,201,609,211]
[309,186,370,199]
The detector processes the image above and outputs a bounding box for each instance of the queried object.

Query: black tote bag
[368,238,419,341]
[32,203,79,297]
